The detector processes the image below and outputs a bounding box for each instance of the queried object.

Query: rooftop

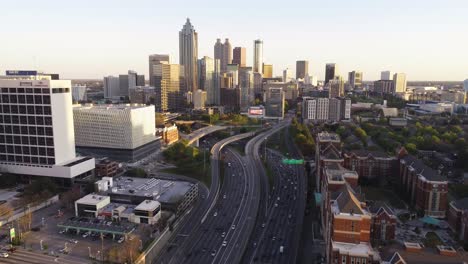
[331,184,368,216]
[73,104,151,111]
[451,197,468,210]
[76,194,110,205]
[317,132,341,142]
[107,176,195,205]
[345,149,394,159]
[401,155,446,182]
[332,241,380,260]
[135,200,161,211]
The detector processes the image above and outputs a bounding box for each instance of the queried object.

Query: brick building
[315,132,343,191]
[369,204,397,245]
[448,198,468,241]
[156,124,179,145]
[343,150,398,185]
[95,158,119,177]
[398,154,448,218]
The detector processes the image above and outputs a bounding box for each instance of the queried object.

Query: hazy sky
[1,0,467,81]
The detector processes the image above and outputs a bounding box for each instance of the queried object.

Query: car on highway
[118,237,125,243]
[223,194,227,199]
[231,225,236,230]
[213,212,218,217]
[221,232,226,238]
[211,250,216,257]
[261,223,266,228]
[59,229,66,234]
[68,239,78,244]
[0,252,8,258]
[82,231,90,238]
[222,241,227,247]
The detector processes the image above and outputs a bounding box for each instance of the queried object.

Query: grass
[361,186,406,209]
[161,159,211,187]
[424,231,443,248]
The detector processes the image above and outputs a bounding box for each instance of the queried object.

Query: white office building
[73,104,157,161]
[381,71,393,81]
[0,74,95,180]
[302,97,351,122]
[72,85,87,102]
[393,73,407,93]
[193,89,207,109]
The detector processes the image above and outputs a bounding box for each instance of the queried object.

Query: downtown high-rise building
[283,68,292,83]
[239,67,254,111]
[348,71,363,89]
[149,54,170,86]
[198,56,220,105]
[393,73,407,93]
[381,71,393,81]
[253,39,263,74]
[214,38,232,73]
[152,61,186,112]
[296,60,309,79]
[464,79,468,104]
[103,76,120,99]
[119,70,144,97]
[232,47,246,67]
[329,76,344,98]
[0,72,95,180]
[179,18,198,93]
[325,63,338,85]
[262,63,273,78]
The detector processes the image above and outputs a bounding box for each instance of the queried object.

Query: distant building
[239,67,254,111]
[302,97,350,122]
[179,18,198,93]
[253,72,263,97]
[253,40,263,74]
[448,198,468,241]
[152,62,186,112]
[220,87,240,112]
[232,47,246,67]
[104,76,120,99]
[156,124,179,145]
[381,71,393,81]
[325,63,338,85]
[129,86,155,104]
[369,204,397,245]
[264,87,284,119]
[198,56,219,105]
[148,54,170,87]
[282,68,293,83]
[373,80,395,95]
[72,85,87,102]
[262,63,273,78]
[75,194,111,217]
[73,104,157,162]
[214,38,232,73]
[329,76,344,98]
[193,89,207,109]
[348,71,363,89]
[393,73,407,93]
[296,60,309,80]
[119,70,144,97]
[398,152,448,218]
[464,79,468,104]
[343,150,398,185]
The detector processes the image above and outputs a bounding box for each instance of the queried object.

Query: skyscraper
[393,73,407,93]
[198,56,219,106]
[325,63,338,85]
[152,63,185,112]
[253,39,263,74]
[239,67,254,111]
[179,18,198,93]
[329,76,344,98]
[149,54,170,86]
[283,68,292,83]
[348,71,363,89]
[262,64,273,78]
[233,47,246,67]
[381,71,393,81]
[296,60,309,79]
[103,76,120,99]
[214,38,232,73]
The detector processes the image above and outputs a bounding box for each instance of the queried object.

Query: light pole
[88,246,91,258]
[264,137,268,162]
[40,240,43,251]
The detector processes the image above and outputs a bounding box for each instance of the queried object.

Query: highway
[181,125,227,145]
[155,133,253,264]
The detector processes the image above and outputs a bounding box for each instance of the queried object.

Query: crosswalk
[0,249,87,264]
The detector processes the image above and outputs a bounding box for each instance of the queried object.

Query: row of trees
[290,118,315,157]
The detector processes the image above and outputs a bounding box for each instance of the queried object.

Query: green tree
[405,143,417,154]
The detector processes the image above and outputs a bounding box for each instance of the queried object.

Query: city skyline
[1,0,468,81]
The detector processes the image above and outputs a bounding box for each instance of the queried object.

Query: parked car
[0,252,8,258]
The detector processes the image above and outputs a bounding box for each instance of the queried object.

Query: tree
[127,168,147,178]
[123,234,141,263]
[0,203,14,220]
[60,188,82,211]
[405,143,417,155]
[155,113,164,126]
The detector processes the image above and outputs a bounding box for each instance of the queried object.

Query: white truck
[279,246,284,254]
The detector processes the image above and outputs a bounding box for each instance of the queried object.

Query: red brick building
[448,198,468,241]
[315,132,342,191]
[343,150,398,185]
[369,204,397,245]
[398,154,448,218]
[95,158,119,177]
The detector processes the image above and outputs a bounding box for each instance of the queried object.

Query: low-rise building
[156,124,179,145]
[369,204,397,245]
[133,200,161,225]
[95,158,119,177]
[448,197,468,241]
[75,194,111,217]
[343,150,398,185]
[302,97,351,123]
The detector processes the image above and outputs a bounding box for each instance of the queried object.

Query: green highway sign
[282,159,304,165]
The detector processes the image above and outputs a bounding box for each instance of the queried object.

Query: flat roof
[76,194,110,205]
[135,200,161,211]
[73,104,151,111]
[108,177,195,204]
[317,132,340,142]
[332,241,380,260]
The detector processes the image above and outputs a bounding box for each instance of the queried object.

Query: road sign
[10,228,15,242]
[282,159,304,165]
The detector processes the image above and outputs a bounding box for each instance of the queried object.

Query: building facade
[343,150,398,185]
[253,39,263,74]
[152,63,185,112]
[156,124,179,145]
[264,87,284,119]
[262,64,273,78]
[214,38,232,73]
[348,71,363,90]
[103,76,120,99]
[329,76,345,98]
[179,18,198,93]
[72,85,87,102]
[302,97,351,122]
[373,80,395,95]
[393,73,407,93]
[232,47,246,67]
[325,63,338,85]
[149,54,170,87]
[0,75,95,180]
[296,60,309,80]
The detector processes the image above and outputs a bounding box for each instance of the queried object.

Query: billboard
[248,107,264,117]
[6,70,37,76]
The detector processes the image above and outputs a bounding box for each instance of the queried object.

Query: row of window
[0,105,52,115]
[1,94,51,105]
[0,126,53,136]
[0,115,53,126]
[0,135,54,146]
[0,145,55,156]
[0,155,55,165]
[1,87,50,94]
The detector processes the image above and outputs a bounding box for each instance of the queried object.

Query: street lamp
[264,137,268,162]
[40,240,43,251]
[87,246,91,258]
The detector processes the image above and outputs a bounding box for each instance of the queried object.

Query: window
[342,255,347,264]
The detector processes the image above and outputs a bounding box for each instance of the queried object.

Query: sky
[1,0,467,81]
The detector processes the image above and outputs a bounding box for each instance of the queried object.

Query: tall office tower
[373,80,395,95]
[305,75,318,86]
[381,71,393,81]
[213,59,221,105]
[179,18,198,93]
[262,64,273,78]
[464,79,468,104]
[253,72,263,97]
[136,75,145,86]
[325,63,338,85]
[329,76,344,98]
[0,72,95,180]
[283,68,293,83]
[223,39,232,69]
[149,54,170,86]
[296,60,309,79]
[239,67,254,111]
[253,39,263,74]
[393,73,407,93]
[198,56,216,105]
[264,87,285,119]
[103,76,120,99]
[348,71,363,89]
[152,63,185,112]
[233,47,246,67]
[214,38,232,73]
